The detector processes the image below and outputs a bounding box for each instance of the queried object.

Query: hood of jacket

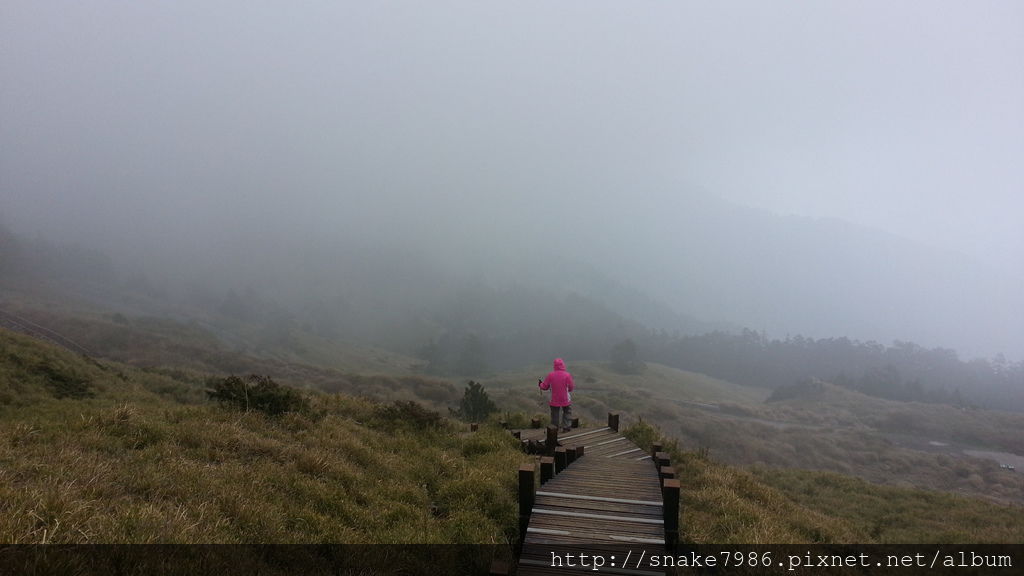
[553,358,566,371]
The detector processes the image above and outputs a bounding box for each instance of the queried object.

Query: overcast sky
[4,1,1021,258]
[2,1,1022,355]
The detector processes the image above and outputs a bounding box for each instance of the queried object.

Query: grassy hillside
[4,321,1023,548]
[0,296,470,416]
[0,329,528,546]
[680,381,1024,504]
[625,421,1024,544]
[754,468,1024,543]
[0,294,422,379]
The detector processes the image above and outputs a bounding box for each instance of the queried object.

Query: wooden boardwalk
[508,415,679,576]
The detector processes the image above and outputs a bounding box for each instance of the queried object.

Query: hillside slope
[3,328,1022,548]
[0,329,528,547]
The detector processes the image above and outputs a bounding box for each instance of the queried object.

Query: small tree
[453,380,498,422]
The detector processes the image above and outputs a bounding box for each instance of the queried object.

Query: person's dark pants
[550,404,572,430]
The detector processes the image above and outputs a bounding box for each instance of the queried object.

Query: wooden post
[540,457,555,484]
[545,425,558,455]
[571,417,580,429]
[659,465,676,488]
[655,451,670,469]
[607,412,619,432]
[470,423,478,432]
[530,417,541,429]
[566,446,577,465]
[512,430,521,440]
[554,446,567,473]
[651,442,663,460]
[518,464,536,544]
[663,478,680,550]
[576,445,585,458]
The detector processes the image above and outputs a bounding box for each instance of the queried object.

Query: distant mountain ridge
[3,187,1020,363]
[552,190,1023,361]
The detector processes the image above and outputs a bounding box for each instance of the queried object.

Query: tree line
[640,329,1024,411]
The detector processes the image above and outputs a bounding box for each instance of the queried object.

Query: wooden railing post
[540,456,555,484]
[607,412,619,432]
[570,417,580,429]
[530,417,541,429]
[545,425,558,455]
[651,443,663,461]
[655,451,670,469]
[663,478,680,550]
[518,464,536,545]
[554,446,567,473]
[659,465,675,488]
[575,445,585,458]
[470,423,478,432]
[566,446,577,465]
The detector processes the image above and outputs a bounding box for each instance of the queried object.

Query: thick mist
[2,1,1022,360]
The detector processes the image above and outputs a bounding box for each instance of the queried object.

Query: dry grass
[0,395,531,544]
[625,420,1024,544]
[0,329,531,544]
[754,467,1024,543]
[5,325,1024,547]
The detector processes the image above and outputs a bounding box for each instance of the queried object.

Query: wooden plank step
[531,508,664,525]
[531,505,662,521]
[536,484,661,501]
[542,475,661,493]
[535,491,661,507]
[528,524,663,541]
[526,520,663,540]
[536,496,662,509]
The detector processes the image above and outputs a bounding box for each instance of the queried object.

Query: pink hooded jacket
[539,358,574,407]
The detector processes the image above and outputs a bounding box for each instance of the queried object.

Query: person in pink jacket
[539,358,575,432]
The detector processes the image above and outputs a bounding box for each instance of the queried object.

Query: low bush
[206,374,308,416]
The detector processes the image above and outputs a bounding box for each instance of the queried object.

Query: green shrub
[206,374,308,416]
